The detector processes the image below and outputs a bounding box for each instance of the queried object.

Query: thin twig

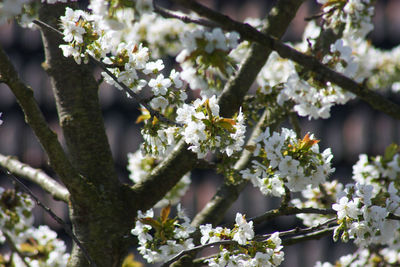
[282,226,336,246]
[255,218,337,242]
[32,19,180,126]
[1,168,97,267]
[250,206,336,225]
[161,239,236,267]
[304,6,337,21]
[152,0,218,28]
[388,213,400,220]
[91,58,179,126]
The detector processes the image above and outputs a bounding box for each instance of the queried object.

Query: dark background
[1,0,400,266]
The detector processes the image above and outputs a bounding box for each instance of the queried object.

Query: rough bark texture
[38,3,136,267]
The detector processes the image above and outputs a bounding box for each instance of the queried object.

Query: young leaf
[160,204,171,224]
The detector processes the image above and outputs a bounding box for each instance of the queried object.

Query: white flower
[364,205,387,229]
[233,213,254,245]
[331,39,352,61]
[60,8,88,43]
[226,31,240,49]
[143,59,164,74]
[169,69,183,88]
[205,28,227,53]
[63,22,86,43]
[200,224,217,245]
[59,45,82,64]
[278,156,299,176]
[150,96,168,110]
[249,252,271,266]
[286,167,309,192]
[354,183,373,206]
[332,197,361,220]
[131,44,150,70]
[148,74,171,95]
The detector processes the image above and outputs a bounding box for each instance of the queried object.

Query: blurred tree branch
[0,154,69,202]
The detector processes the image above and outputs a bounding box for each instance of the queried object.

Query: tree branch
[161,240,237,267]
[171,0,400,121]
[37,4,138,266]
[250,206,336,225]
[152,0,218,28]
[282,227,336,246]
[135,0,307,218]
[257,218,337,241]
[0,154,69,202]
[0,45,81,194]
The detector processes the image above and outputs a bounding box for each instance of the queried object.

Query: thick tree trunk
[38,3,135,266]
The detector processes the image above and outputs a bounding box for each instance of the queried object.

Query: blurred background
[1,0,400,266]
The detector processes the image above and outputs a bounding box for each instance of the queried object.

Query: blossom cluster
[140,122,180,157]
[255,0,377,121]
[131,205,195,263]
[317,0,374,39]
[58,5,192,133]
[349,37,400,92]
[131,209,284,266]
[140,95,245,159]
[313,0,400,95]
[101,41,187,106]
[130,12,189,57]
[256,36,357,120]
[59,7,95,64]
[0,188,34,242]
[59,7,187,105]
[202,214,284,267]
[241,128,334,196]
[88,0,191,58]
[177,27,240,95]
[332,147,400,247]
[0,188,69,266]
[127,150,191,208]
[176,96,246,158]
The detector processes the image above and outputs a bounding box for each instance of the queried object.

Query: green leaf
[384,143,399,162]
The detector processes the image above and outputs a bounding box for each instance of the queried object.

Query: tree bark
[38,3,136,266]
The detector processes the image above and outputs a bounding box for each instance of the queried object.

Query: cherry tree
[1,0,400,266]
